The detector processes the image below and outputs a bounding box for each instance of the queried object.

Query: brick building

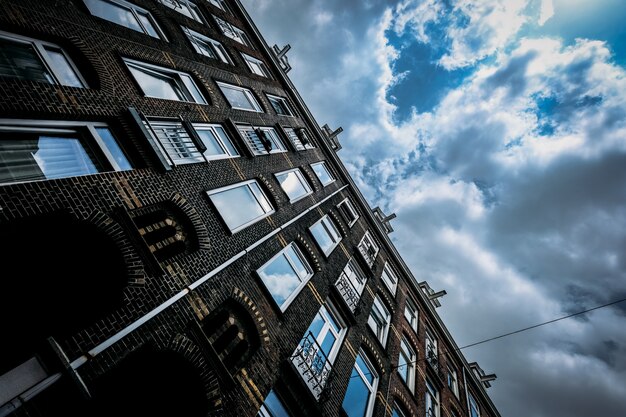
[0,1,501,417]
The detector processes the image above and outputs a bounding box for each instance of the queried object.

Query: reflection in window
[213,15,251,47]
[367,295,390,346]
[425,379,440,417]
[257,243,313,311]
[207,180,274,233]
[310,161,334,186]
[237,125,286,155]
[159,0,205,24]
[258,389,291,417]
[381,263,399,295]
[309,215,341,256]
[275,168,312,202]
[341,350,378,417]
[358,231,379,268]
[404,297,419,333]
[398,337,416,392]
[266,95,293,116]
[337,198,359,227]
[182,27,231,64]
[241,53,271,78]
[194,123,238,160]
[217,82,262,112]
[84,0,165,39]
[447,366,459,397]
[469,393,480,417]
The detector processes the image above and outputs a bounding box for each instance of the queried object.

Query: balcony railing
[427,348,439,371]
[291,331,335,400]
[335,273,361,312]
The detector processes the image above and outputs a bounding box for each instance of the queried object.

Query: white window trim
[358,231,379,268]
[159,0,206,24]
[309,214,342,256]
[0,30,87,88]
[217,81,263,112]
[447,365,459,398]
[241,52,271,78]
[266,94,293,116]
[143,119,203,165]
[193,123,239,160]
[257,242,313,312]
[283,126,314,151]
[84,0,167,40]
[381,262,398,296]
[426,378,440,417]
[274,168,312,203]
[368,295,391,346]
[237,125,286,155]
[213,15,251,47]
[182,26,232,64]
[206,179,275,233]
[404,296,419,333]
[469,393,481,417]
[349,351,379,417]
[310,161,335,186]
[337,197,359,227]
[208,0,231,14]
[399,337,416,393]
[316,301,347,364]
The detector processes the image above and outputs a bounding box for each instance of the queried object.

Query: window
[392,404,409,417]
[217,81,262,112]
[208,0,231,14]
[267,95,293,116]
[237,125,286,155]
[142,119,203,165]
[469,393,480,417]
[275,168,312,202]
[0,120,131,185]
[342,351,378,417]
[194,123,239,160]
[284,127,313,151]
[309,215,341,256]
[335,258,367,312]
[84,0,165,39]
[159,0,205,24]
[258,389,291,417]
[425,330,438,366]
[242,53,272,78]
[404,297,419,333]
[310,161,335,186]
[367,295,391,346]
[425,379,440,417]
[213,16,252,47]
[398,337,416,392]
[257,242,312,311]
[447,366,459,397]
[381,263,398,295]
[206,180,274,233]
[358,231,379,268]
[124,58,207,104]
[337,198,359,227]
[182,27,231,64]
[0,31,85,87]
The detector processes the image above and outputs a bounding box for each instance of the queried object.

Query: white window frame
[337,198,359,227]
[308,302,347,364]
[142,119,203,165]
[266,94,293,116]
[241,53,272,78]
[124,58,207,104]
[182,26,231,64]
[237,125,287,155]
[309,214,342,256]
[398,336,416,392]
[274,168,312,203]
[425,329,438,361]
[208,0,232,14]
[257,242,313,311]
[310,161,335,186]
[206,179,274,233]
[0,31,86,88]
[217,81,263,112]
[358,231,379,268]
[368,295,391,346]
[283,127,313,151]
[425,379,440,417]
[469,393,480,417]
[447,365,459,398]
[404,296,419,333]
[381,262,399,296]
[84,0,167,40]
[213,15,252,47]
[258,389,291,417]
[159,0,206,24]
[342,350,379,417]
[392,405,409,417]
[193,123,239,160]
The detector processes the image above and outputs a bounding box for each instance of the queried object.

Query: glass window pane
[128,65,183,101]
[249,182,272,212]
[0,37,53,84]
[85,0,143,32]
[276,170,309,201]
[180,74,206,104]
[285,246,309,279]
[260,390,291,417]
[311,222,334,254]
[259,253,300,307]
[342,370,369,417]
[196,128,225,156]
[214,126,238,156]
[210,184,267,230]
[356,355,374,385]
[95,127,131,170]
[312,162,333,185]
[43,47,83,87]
[136,12,160,38]
[221,85,255,110]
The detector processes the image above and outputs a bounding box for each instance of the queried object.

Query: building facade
[0,1,501,417]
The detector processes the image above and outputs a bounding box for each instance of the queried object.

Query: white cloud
[538,0,555,26]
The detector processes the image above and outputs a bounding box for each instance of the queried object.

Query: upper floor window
[367,294,390,346]
[242,53,271,78]
[310,161,335,186]
[258,389,292,417]
[194,123,239,159]
[309,214,341,256]
[425,379,440,417]
[358,231,379,268]
[341,350,378,417]
[266,94,293,116]
[284,127,313,151]
[213,16,251,47]
[84,0,166,40]
[337,198,359,227]
[335,258,367,312]
[217,81,262,112]
[182,26,231,64]
[447,365,459,397]
[237,125,286,155]
[404,297,419,333]
[275,168,312,202]
[425,329,438,364]
[398,336,416,392]
[392,404,409,417]
[208,0,232,14]
[206,179,274,233]
[159,0,205,24]
[469,393,480,417]
[381,263,398,296]
[124,58,207,104]
[0,31,85,87]
[0,120,131,185]
[257,242,313,311]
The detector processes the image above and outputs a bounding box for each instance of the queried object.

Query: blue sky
[247,1,626,416]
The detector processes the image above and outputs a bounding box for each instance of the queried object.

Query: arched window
[341,350,379,417]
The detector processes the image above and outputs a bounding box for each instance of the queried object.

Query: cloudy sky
[246,0,626,416]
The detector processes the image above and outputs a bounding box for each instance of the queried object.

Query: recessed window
[425,329,438,367]
[469,393,480,417]
[309,214,341,256]
[284,127,313,151]
[241,53,271,78]
[257,242,313,311]
[341,350,378,417]
[310,161,335,186]
[398,337,416,392]
[258,390,292,417]
[0,120,131,185]
[194,123,239,160]
[392,404,409,417]
[447,366,459,398]
[266,94,293,116]
[124,58,207,104]
[0,31,85,87]
[159,0,205,24]
[207,180,274,233]
[381,263,398,296]
[404,297,419,333]
[275,168,312,202]
[367,294,391,346]
[358,231,379,268]
[213,15,251,47]
[335,258,367,312]
[84,0,166,40]
[142,119,204,165]
[337,198,359,227]
[208,0,232,14]
[237,125,286,155]
[182,27,231,64]
[425,379,440,417]
[217,81,262,112]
